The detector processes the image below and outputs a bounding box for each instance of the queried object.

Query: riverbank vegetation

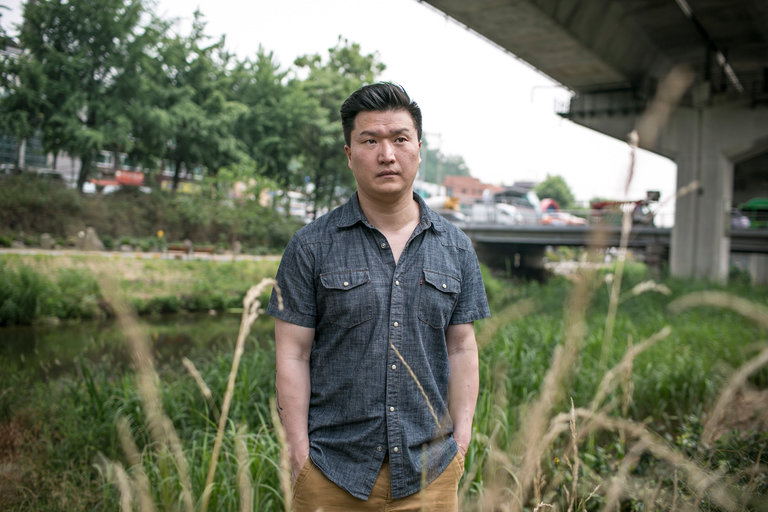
[0,253,280,326]
[0,175,304,256]
[1,255,766,510]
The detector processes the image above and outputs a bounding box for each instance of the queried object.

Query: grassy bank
[1,257,767,510]
[0,174,304,254]
[0,253,280,326]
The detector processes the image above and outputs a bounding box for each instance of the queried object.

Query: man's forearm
[274,318,314,480]
[447,324,480,455]
[276,356,311,476]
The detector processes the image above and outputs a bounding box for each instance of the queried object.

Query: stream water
[0,312,275,381]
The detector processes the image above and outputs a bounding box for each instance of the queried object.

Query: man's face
[344,109,421,202]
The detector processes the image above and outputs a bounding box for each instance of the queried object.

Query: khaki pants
[292,453,465,512]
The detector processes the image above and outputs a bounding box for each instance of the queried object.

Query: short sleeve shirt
[267,192,490,500]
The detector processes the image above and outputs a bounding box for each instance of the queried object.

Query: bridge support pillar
[661,104,768,283]
[749,254,768,285]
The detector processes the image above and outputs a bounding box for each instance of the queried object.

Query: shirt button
[442,283,447,289]
[393,447,399,453]
[391,364,397,370]
[395,280,400,286]
[381,242,387,249]
[393,321,399,327]
[343,281,349,287]
[389,406,395,412]
[377,446,383,452]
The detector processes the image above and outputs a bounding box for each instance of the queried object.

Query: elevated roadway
[457,223,768,278]
[459,224,768,253]
[421,0,768,283]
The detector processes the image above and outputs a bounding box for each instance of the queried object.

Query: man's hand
[290,444,310,484]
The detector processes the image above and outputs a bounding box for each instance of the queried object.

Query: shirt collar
[336,191,445,233]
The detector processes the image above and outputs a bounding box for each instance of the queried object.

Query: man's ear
[345,145,352,166]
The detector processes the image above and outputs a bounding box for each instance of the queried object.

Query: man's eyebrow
[357,127,413,137]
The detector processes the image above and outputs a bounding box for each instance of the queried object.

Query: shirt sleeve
[449,246,491,325]
[266,234,317,328]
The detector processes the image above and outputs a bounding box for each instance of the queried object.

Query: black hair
[340,82,422,146]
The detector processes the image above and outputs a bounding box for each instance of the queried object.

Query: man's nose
[378,140,395,162]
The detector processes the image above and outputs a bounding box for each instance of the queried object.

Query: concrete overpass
[420,0,768,282]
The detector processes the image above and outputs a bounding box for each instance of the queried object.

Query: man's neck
[358,190,420,232]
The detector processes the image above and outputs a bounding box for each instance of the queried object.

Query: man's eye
[395,137,407,143]
[364,139,376,145]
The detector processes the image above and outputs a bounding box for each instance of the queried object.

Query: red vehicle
[539,198,587,226]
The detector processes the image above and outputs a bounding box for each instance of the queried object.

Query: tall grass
[1,261,766,511]
[3,67,768,511]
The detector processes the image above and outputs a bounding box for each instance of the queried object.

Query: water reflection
[0,313,275,380]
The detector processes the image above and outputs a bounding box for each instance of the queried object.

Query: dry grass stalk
[475,299,536,349]
[116,416,156,512]
[566,399,580,512]
[634,64,695,149]
[112,460,134,512]
[269,397,292,512]
[590,327,672,412]
[700,344,768,444]
[235,425,254,512]
[95,271,194,512]
[572,408,739,510]
[619,280,672,303]
[201,278,277,512]
[512,267,595,510]
[599,206,634,370]
[601,439,649,511]
[182,356,221,422]
[668,291,768,331]
[389,341,444,433]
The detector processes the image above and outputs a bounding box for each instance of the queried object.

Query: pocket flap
[320,269,370,290]
[423,269,460,293]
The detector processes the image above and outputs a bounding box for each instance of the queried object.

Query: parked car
[541,210,587,226]
[539,197,587,226]
[731,208,751,229]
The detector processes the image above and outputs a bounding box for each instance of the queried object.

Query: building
[443,175,504,206]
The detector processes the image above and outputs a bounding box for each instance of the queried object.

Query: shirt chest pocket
[418,269,460,329]
[319,269,374,328]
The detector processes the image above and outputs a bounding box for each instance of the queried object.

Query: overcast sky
[2,0,678,220]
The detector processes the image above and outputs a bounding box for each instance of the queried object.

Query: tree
[156,12,246,191]
[18,0,157,191]
[535,174,575,209]
[293,37,385,217]
[419,136,471,184]
[226,48,309,189]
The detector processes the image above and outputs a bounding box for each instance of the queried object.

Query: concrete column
[749,254,768,285]
[667,104,768,282]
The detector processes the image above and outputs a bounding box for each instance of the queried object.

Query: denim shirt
[267,192,490,500]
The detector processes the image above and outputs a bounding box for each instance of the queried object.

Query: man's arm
[275,318,315,482]
[446,322,479,457]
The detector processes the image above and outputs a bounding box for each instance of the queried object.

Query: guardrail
[457,224,768,254]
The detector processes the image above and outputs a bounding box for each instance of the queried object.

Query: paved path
[0,248,282,262]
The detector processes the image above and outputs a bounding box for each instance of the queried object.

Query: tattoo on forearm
[275,387,284,423]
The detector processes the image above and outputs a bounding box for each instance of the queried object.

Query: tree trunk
[77,153,92,192]
[173,160,182,192]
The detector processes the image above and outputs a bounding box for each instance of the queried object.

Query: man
[267,82,490,511]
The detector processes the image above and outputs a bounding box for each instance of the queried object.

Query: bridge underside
[423,0,768,282]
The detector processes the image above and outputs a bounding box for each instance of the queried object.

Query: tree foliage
[535,174,576,209]
[292,37,385,216]
[16,0,159,190]
[420,136,471,184]
[0,4,474,208]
